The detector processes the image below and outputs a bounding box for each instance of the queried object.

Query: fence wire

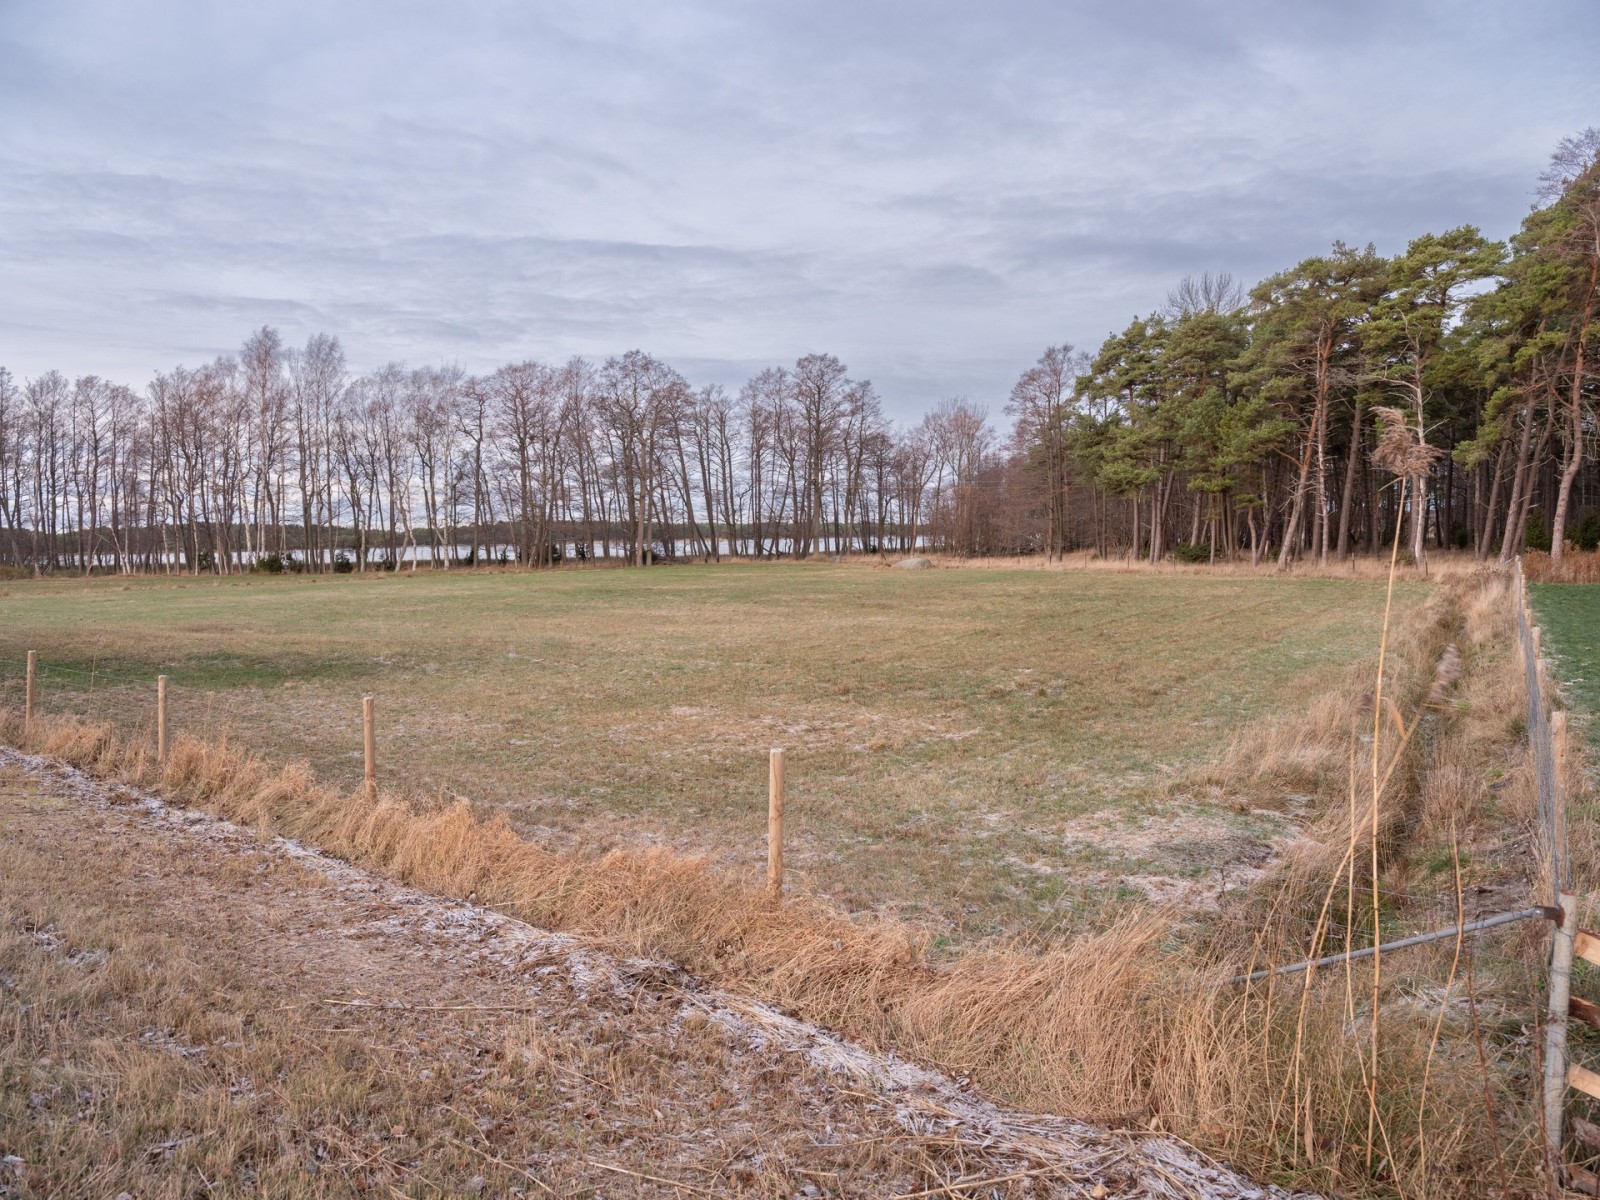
[1515,557,1569,900]
[0,620,1561,995]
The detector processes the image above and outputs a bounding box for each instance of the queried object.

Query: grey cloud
[0,0,1597,421]
[148,294,331,322]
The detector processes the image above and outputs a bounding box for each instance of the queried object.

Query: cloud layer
[2,0,1597,417]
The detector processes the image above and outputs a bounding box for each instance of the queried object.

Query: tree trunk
[1476,440,1508,561]
[1335,402,1362,558]
[1498,393,1537,563]
[1550,275,1595,562]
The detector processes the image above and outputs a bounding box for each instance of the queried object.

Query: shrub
[1172,541,1210,564]
[253,553,284,575]
[1571,512,1600,553]
[332,552,354,574]
[1524,511,1552,553]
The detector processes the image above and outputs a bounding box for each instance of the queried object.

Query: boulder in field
[893,557,934,570]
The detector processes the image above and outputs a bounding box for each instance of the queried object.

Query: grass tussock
[0,567,1560,1200]
[1194,569,1545,958]
[1184,578,1457,818]
[1192,570,1541,902]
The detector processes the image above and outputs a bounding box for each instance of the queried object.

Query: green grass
[0,563,1421,938]
[1531,582,1600,748]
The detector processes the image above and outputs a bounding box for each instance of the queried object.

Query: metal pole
[1226,906,1555,987]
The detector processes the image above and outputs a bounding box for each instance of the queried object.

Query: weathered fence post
[25,650,36,727]
[363,695,377,801]
[768,747,785,894]
[157,674,169,764]
[1553,710,1569,892]
[1547,890,1579,1188]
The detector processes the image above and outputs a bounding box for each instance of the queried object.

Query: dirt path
[0,750,1304,1199]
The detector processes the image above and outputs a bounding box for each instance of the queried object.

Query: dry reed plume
[0,570,1559,1196]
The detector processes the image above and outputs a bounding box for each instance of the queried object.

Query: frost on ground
[0,748,1313,1199]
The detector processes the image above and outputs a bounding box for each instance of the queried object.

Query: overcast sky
[2,1,1597,420]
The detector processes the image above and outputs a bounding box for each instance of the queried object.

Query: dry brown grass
[3,765,1101,1199]
[1520,549,1600,583]
[1201,582,1456,886]
[0,567,1560,1199]
[1185,569,1543,898]
[921,549,1486,581]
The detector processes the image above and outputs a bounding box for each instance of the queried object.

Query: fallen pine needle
[891,1168,1044,1199]
[585,1159,717,1194]
[277,998,544,1013]
[449,1135,556,1197]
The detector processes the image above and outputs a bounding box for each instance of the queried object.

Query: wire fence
[1516,556,1570,901]
[1511,556,1600,1190]
[0,666,1559,949]
[0,589,1574,954]
[0,649,1562,1005]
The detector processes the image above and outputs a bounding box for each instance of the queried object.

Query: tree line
[0,130,1595,574]
[0,342,997,573]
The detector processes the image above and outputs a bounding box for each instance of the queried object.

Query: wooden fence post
[768,747,785,894]
[24,650,35,727]
[363,696,376,801]
[1554,711,1569,890]
[1546,890,1579,1188]
[156,674,169,763]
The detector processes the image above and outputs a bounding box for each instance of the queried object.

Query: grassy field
[0,563,1422,939]
[3,568,1558,1198]
[1531,583,1600,747]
